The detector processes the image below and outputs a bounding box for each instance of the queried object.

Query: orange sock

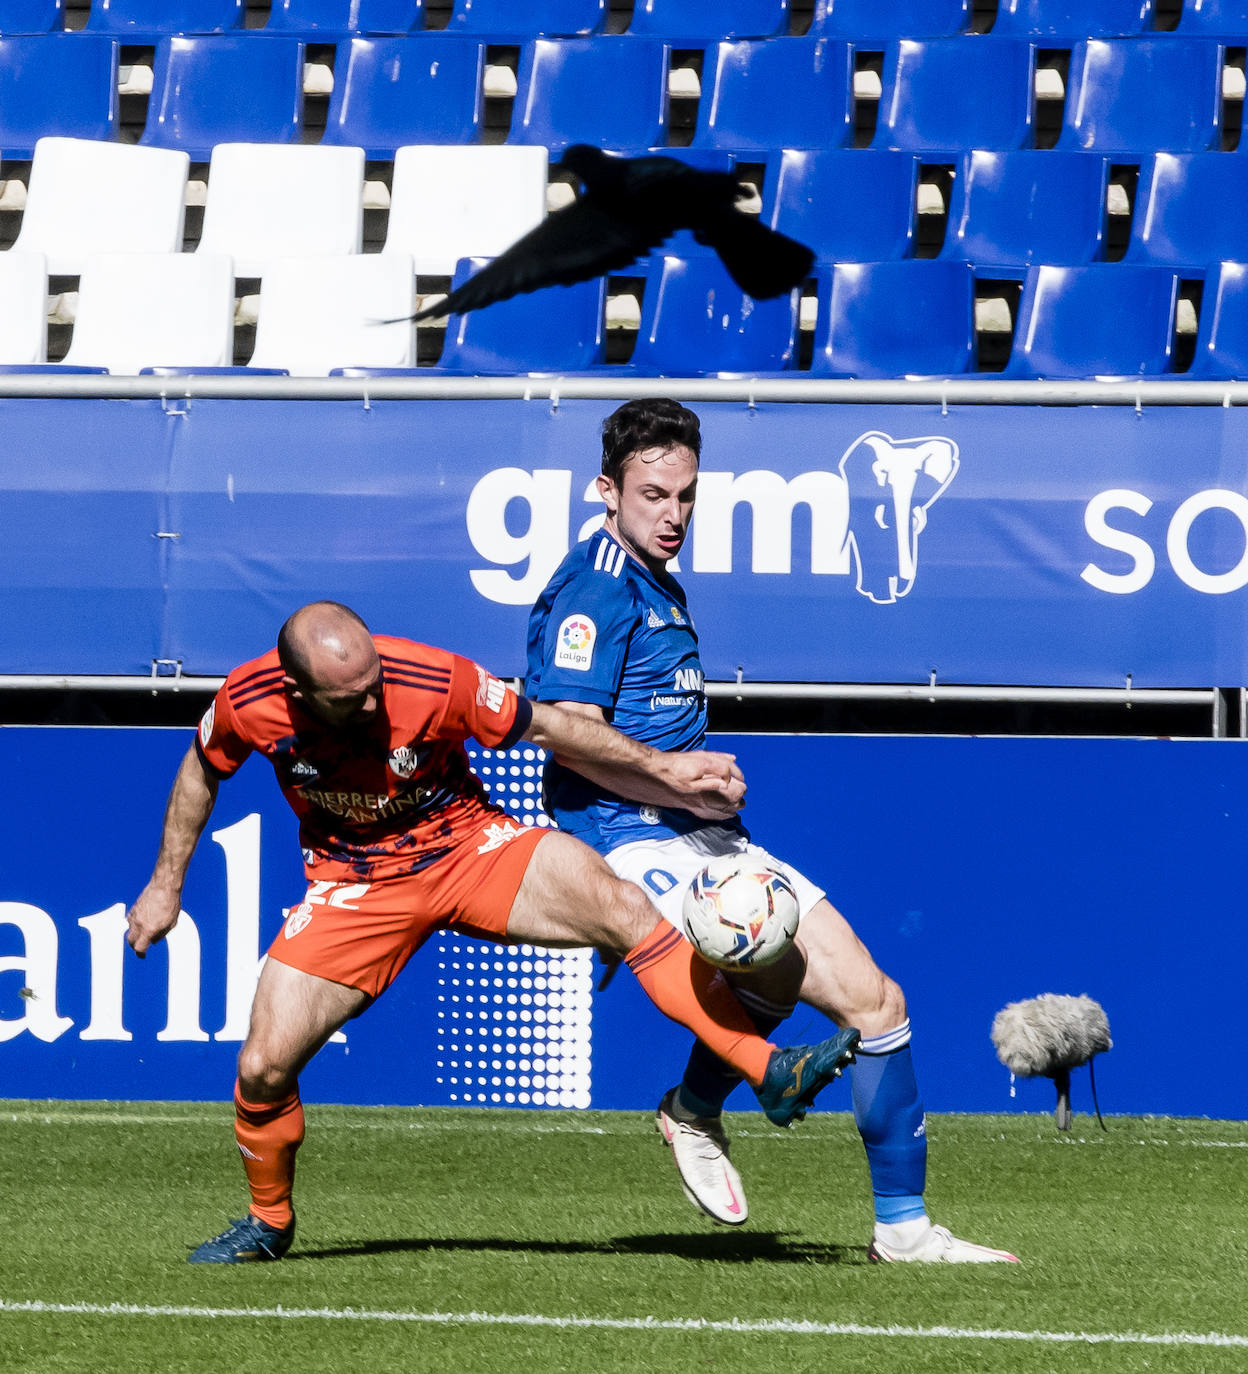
[625,924,774,1087]
[233,1081,305,1229]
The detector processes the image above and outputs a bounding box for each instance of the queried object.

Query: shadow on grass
[291,1232,865,1265]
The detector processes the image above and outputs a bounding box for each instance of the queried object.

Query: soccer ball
[681,854,801,970]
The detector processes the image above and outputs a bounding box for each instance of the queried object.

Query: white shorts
[606,824,826,934]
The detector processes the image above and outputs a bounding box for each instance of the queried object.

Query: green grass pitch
[2,1102,1246,1373]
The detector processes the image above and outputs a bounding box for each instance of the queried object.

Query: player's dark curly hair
[601,398,701,484]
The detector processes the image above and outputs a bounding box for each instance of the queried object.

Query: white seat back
[63,251,235,373]
[385,144,547,275]
[13,137,189,274]
[198,142,365,277]
[248,253,415,375]
[0,251,48,364]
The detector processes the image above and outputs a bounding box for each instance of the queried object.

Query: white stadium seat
[197,142,365,277]
[62,251,235,373]
[384,144,548,275]
[11,137,189,275]
[0,250,49,364]
[247,252,416,375]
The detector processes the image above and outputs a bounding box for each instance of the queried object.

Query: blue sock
[849,1021,928,1225]
[676,987,794,1119]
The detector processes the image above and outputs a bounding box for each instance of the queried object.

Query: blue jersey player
[527,398,1018,1263]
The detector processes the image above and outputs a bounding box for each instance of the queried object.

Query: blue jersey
[527,529,745,852]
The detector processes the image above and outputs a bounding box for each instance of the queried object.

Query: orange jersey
[196,635,532,882]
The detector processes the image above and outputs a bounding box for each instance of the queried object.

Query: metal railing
[1,375,1248,406]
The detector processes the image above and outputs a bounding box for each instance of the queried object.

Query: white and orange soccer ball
[681,854,801,970]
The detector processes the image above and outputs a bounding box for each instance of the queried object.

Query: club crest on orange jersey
[388,745,423,778]
[284,903,314,939]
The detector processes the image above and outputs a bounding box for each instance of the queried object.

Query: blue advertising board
[1,727,1242,1119]
[3,396,1248,685]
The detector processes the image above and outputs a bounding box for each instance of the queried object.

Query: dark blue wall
[1,728,1240,1118]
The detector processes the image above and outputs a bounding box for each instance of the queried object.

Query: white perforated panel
[434,744,592,1108]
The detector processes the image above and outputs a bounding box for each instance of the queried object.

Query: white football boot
[655,1088,748,1226]
[869,1219,1019,1264]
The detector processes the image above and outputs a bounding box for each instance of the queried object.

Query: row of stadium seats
[11,139,1248,279]
[789,149,1248,272]
[2,33,1248,159]
[7,252,1248,379]
[9,1,1248,43]
[7,139,548,275]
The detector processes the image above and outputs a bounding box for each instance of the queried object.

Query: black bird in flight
[401,144,815,322]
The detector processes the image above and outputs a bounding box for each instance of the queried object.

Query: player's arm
[522,698,745,820]
[126,744,220,958]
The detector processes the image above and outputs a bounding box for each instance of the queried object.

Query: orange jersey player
[199,637,533,883]
[125,600,860,1264]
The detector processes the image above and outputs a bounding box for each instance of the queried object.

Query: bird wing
[407,199,669,323]
[693,212,814,300]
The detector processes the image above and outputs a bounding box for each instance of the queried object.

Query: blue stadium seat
[991,0,1154,39]
[872,38,1035,155]
[84,0,244,36]
[263,0,421,38]
[1188,260,1248,378]
[140,36,305,160]
[627,0,789,43]
[1175,0,1248,38]
[939,150,1110,274]
[443,0,606,40]
[809,260,976,377]
[1127,154,1248,270]
[508,38,670,156]
[0,1,64,34]
[1001,264,1180,378]
[322,36,485,155]
[690,39,854,154]
[0,363,107,373]
[807,0,971,42]
[0,34,118,156]
[626,238,800,375]
[761,149,919,262]
[432,257,606,373]
[1058,39,1224,154]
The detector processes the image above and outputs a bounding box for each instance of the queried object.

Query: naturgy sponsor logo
[464,433,960,607]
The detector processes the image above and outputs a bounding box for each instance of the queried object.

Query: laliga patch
[284,902,314,939]
[198,701,216,748]
[554,614,596,671]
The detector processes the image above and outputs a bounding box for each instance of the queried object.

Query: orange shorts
[265,819,547,1000]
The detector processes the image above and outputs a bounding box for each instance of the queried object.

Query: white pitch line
[0,1299,1246,1348]
[2,1109,1247,1149]
[0,1110,612,1136]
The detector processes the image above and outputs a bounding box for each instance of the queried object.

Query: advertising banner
[2,727,1242,1119]
[2,396,1248,685]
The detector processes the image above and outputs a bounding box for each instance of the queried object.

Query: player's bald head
[278,601,377,693]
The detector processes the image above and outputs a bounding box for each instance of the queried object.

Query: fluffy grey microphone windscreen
[991,994,1112,1077]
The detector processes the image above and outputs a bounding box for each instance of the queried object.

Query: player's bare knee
[858,975,908,1036]
[598,875,660,955]
[236,1042,296,1101]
